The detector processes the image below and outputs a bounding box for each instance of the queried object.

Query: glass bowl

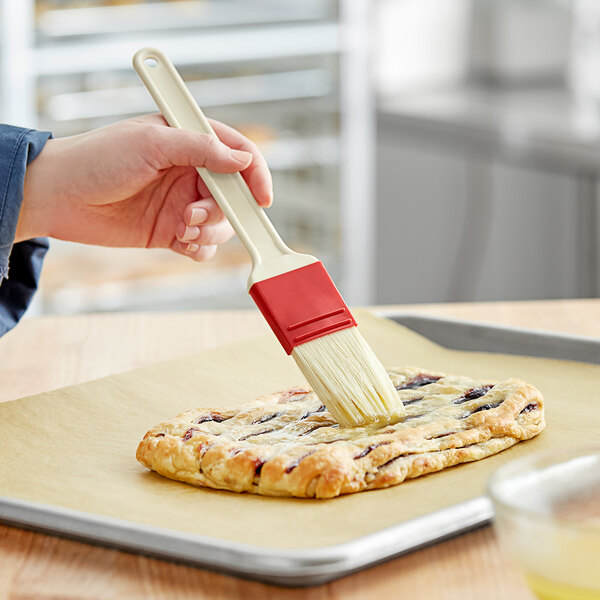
[488,445,600,600]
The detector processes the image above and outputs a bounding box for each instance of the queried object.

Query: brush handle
[133,47,315,285]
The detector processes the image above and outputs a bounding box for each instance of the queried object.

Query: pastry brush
[133,47,404,427]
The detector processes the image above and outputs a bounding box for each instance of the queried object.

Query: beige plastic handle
[133,47,296,271]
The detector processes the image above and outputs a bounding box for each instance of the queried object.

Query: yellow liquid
[525,571,600,600]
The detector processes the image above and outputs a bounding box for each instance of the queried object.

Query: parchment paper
[1,312,598,549]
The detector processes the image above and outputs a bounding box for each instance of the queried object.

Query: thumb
[147,126,253,172]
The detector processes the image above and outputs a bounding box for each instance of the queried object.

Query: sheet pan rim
[3,311,597,586]
[0,492,492,585]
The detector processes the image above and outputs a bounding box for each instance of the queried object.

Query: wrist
[17,139,61,242]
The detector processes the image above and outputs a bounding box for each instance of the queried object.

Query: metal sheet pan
[1,313,598,586]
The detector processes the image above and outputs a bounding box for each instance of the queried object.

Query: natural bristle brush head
[291,327,405,428]
[249,261,405,427]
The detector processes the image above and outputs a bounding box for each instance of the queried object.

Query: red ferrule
[249,261,357,354]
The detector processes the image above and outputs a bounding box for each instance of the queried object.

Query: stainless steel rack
[0,0,375,311]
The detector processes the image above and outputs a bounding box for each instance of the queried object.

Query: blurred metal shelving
[33,23,341,76]
[376,84,600,304]
[0,0,375,313]
[45,69,335,121]
[36,0,334,38]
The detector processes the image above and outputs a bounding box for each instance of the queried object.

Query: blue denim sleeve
[0,124,52,336]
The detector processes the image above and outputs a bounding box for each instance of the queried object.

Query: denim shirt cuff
[0,125,52,279]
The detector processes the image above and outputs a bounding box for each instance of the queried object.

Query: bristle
[291,327,405,427]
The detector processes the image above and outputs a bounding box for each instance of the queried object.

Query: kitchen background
[1,0,598,314]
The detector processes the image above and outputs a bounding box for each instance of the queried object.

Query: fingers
[172,240,218,262]
[172,212,235,262]
[135,114,273,207]
[188,244,217,261]
[182,197,225,227]
[175,218,235,246]
[208,119,273,207]
[146,125,253,173]
[169,191,235,261]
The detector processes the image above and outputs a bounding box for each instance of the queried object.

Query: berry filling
[182,427,198,441]
[396,374,442,390]
[454,385,495,404]
[354,441,391,459]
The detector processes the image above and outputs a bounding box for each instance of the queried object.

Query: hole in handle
[144,57,159,68]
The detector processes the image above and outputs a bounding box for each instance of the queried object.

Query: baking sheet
[1,311,599,586]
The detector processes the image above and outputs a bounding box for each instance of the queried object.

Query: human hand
[18,114,273,261]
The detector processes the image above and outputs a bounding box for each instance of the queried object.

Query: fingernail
[186,243,199,253]
[190,208,208,225]
[230,149,252,164]
[181,226,199,241]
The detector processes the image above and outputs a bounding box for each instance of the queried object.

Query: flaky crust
[137,367,545,499]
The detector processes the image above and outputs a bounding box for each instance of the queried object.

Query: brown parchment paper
[1,312,599,550]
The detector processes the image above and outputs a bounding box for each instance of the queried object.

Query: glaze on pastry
[137,367,545,499]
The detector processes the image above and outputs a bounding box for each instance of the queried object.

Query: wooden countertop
[1,299,597,599]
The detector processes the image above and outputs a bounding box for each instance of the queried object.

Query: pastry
[137,367,545,499]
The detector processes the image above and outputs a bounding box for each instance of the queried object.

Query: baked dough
[137,367,545,499]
